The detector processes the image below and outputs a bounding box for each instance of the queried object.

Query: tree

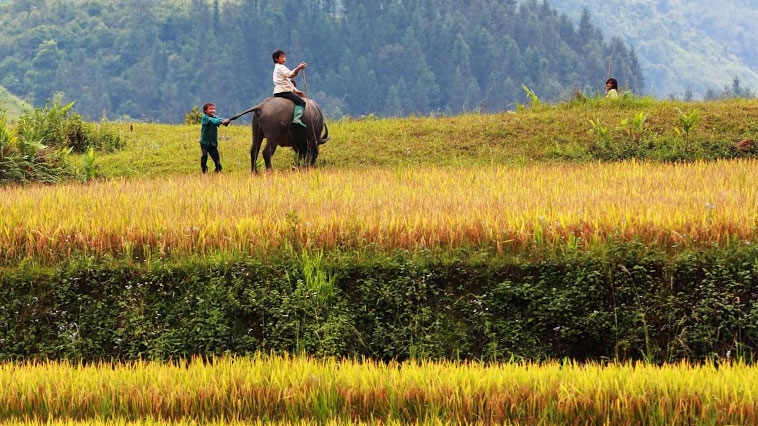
[383,80,406,117]
[27,39,63,104]
[0,0,645,121]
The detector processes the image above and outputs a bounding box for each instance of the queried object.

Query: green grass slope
[0,85,31,120]
[83,97,758,179]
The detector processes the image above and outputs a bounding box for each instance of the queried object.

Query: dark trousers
[274,91,306,106]
[200,144,221,173]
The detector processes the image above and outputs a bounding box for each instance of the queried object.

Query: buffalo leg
[307,135,318,166]
[251,128,263,174]
[263,141,278,171]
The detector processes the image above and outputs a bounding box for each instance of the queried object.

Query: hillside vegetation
[0,85,30,119]
[0,0,642,122]
[1,98,756,365]
[82,96,758,178]
[547,0,758,99]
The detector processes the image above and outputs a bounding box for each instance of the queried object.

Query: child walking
[199,102,230,173]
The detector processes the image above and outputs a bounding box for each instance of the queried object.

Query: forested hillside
[545,0,758,100]
[0,0,642,122]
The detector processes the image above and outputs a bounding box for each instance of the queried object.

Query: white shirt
[273,63,297,94]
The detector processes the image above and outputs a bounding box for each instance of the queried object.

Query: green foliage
[587,112,653,161]
[82,146,97,182]
[291,250,349,356]
[674,107,701,142]
[0,244,755,363]
[0,113,18,159]
[0,110,74,185]
[185,106,202,125]
[554,0,758,100]
[544,99,758,162]
[85,121,126,153]
[15,95,124,154]
[620,111,649,145]
[0,98,125,185]
[0,0,644,121]
[588,117,611,145]
[16,94,75,150]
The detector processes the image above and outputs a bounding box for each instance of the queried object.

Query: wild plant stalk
[520,84,541,110]
[83,146,97,182]
[675,107,701,148]
[620,111,648,145]
[588,117,611,148]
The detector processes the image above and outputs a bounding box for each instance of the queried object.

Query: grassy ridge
[83,97,758,178]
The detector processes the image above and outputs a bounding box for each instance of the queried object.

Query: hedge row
[1,243,756,363]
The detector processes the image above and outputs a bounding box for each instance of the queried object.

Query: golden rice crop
[0,355,756,425]
[0,421,455,426]
[0,159,755,264]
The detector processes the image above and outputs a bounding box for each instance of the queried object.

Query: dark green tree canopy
[0,0,643,122]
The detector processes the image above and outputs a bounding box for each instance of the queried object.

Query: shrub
[185,106,202,125]
[0,111,76,185]
[0,97,124,185]
[17,94,124,154]
[1,245,755,363]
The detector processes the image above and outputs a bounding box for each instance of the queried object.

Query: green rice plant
[301,249,336,306]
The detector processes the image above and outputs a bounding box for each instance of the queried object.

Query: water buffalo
[230,97,329,173]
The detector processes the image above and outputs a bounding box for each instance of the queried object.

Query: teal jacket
[200,114,226,146]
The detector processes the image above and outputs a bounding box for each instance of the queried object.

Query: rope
[302,68,309,99]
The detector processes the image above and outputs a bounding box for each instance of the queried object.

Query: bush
[17,94,124,154]
[185,106,202,125]
[0,96,125,185]
[85,121,125,153]
[0,244,755,363]
[0,111,76,185]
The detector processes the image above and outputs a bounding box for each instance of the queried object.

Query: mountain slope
[0,0,642,121]
[0,85,31,120]
[543,0,758,99]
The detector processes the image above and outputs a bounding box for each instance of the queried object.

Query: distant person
[605,77,619,98]
[272,49,308,128]
[199,102,230,174]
